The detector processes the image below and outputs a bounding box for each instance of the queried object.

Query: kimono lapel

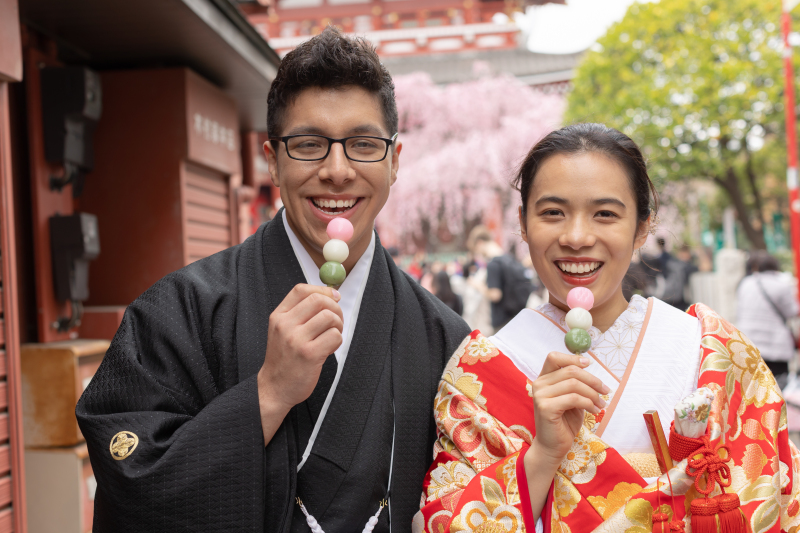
[295,237,396,522]
[310,237,395,470]
[236,209,306,381]
[231,211,318,532]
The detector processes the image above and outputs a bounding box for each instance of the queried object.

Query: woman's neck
[549,290,630,333]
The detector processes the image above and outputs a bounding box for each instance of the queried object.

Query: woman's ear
[518,206,527,239]
[634,215,651,249]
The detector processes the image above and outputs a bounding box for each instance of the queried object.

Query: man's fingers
[540,351,591,376]
[535,364,610,396]
[303,308,345,338]
[534,379,607,410]
[306,328,344,358]
[275,284,341,314]
[285,290,344,326]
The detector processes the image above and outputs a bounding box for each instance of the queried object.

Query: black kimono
[76,211,470,532]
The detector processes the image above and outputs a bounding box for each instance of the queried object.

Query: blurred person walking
[485,238,534,331]
[432,270,463,316]
[737,250,798,387]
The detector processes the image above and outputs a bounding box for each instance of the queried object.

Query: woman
[413,124,800,533]
[736,250,798,388]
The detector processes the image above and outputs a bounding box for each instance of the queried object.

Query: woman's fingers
[538,393,601,415]
[535,378,607,410]
[540,351,590,376]
[534,363,610,396]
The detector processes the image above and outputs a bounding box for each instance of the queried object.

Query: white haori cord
[296,498,388,533]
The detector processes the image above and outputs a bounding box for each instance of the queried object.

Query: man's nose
[319,142,356,185]
[559,217,596,250]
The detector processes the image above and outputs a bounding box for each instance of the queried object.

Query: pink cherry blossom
[376,72,565,253]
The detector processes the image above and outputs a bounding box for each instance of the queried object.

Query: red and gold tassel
[652,512,669,532]
[691,497,719,533]
[715,492,747,533]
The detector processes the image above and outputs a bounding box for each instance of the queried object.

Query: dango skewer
[564,287,594,354]
[320,218,354,287]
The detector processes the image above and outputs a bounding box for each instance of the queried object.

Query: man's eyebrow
[283,125,387,137]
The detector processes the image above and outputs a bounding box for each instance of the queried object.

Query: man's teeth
[313,198,357,209]
[557,261,601,274]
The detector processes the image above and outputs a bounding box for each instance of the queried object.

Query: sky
[518,0,656,54]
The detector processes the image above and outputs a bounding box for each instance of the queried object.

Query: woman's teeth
[557,261,601,274]
[313,198,357,215]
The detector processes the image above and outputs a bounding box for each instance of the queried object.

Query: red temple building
[238,0,565,58]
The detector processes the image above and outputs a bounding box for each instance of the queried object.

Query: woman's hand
[530,351,610,465]
[523,351,610,521]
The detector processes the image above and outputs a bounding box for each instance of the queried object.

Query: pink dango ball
[326,218,354,242]
[566,287,594,311]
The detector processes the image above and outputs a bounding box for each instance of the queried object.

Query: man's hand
[256,284,344,445]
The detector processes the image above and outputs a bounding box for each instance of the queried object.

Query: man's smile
[311,196,361,215]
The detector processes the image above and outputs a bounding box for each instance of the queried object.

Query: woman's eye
[596,210,618,218]
[541,209,563,217]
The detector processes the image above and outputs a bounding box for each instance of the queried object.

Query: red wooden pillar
[0,0,28,531]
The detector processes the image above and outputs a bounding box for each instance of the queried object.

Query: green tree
[566,0,797,249]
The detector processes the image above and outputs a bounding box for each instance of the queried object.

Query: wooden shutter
[182,162,232,265]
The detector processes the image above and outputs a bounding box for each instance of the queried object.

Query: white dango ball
[565,307,592,331]
[323,238,349,264]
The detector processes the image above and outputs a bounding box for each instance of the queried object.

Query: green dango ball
[565,327,592,354]
[320,261,346,286]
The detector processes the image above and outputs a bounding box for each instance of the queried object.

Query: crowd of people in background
[396,233,800,379]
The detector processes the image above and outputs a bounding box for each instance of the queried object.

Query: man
[77,27,470,532]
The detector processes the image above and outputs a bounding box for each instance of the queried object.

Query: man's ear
[263,140,281,188]
[390,141,402,186]
[518,206,527,239]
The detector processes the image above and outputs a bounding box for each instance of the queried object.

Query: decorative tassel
[691,498,719,533]
[652,512,669,532]
[668,520,686,532]
[715,493,747,533]
[296,498,325,533]
[297,497,387,533]
[360,499,388,533]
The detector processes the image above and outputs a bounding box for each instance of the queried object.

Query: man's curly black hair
[267,26,398,141]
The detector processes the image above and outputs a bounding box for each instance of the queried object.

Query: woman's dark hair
[513,123,658,227]
[267,26,398,140]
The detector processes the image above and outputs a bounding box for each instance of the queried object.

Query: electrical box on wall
[49,213,100,303]
[40,66,102,196]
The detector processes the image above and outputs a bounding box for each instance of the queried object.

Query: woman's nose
[559,217,596,250]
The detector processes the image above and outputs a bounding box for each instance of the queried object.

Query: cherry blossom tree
[376,72,565,253]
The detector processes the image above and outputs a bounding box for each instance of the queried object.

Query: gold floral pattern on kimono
[415,306,800,533]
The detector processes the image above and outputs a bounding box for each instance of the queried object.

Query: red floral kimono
[413,303,800,533]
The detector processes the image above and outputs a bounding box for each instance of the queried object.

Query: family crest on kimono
[415,123,800,533]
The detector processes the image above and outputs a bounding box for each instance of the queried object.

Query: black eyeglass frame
[270,133,399,162]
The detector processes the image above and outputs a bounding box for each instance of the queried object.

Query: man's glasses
[270,133,399,162]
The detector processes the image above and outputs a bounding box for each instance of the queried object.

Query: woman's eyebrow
[592,197,627,209]
[534,195,568,207]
